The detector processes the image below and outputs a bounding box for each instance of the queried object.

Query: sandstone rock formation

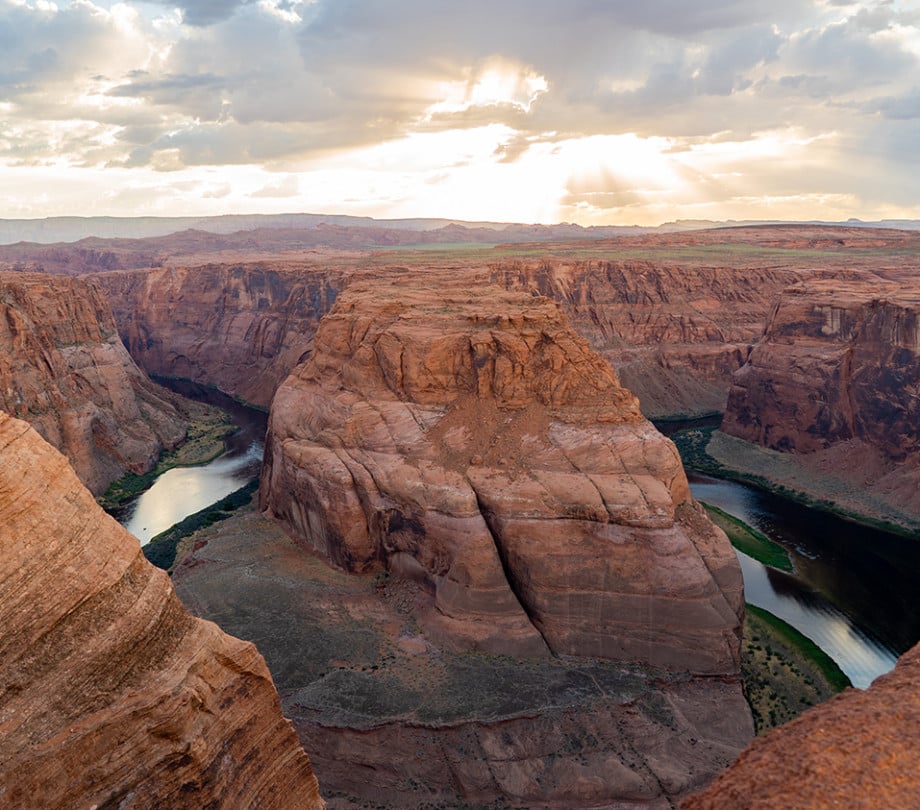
[84,226,917,425]
[0,412,325,809]
[95,263,345,409]
[720,276,920,523]
[260,275,744,674]
[173,500,755,810]
[0,272,188,494]
[492,259,801,417]
[682,641,920,809]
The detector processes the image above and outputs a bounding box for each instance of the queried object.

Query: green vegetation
[368,240,866,266]
[142,480,259,571]
[670,426,920,538]
[742,603,851,734]
[702,502,793,572]
[98,404,236,510]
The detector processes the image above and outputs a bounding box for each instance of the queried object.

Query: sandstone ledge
[0,413,325,809]
[683,641,920,809]
[173,505,754,810]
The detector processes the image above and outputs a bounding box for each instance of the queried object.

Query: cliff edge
[0,272,188,494]
[719,277,920,529]
[0,412,325,809]
[683,641,920,809]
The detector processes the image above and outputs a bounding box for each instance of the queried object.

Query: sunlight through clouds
[1,0,919,223]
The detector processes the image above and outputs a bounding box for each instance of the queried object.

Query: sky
[1,0,919,226]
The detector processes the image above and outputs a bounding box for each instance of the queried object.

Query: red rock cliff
[0,272,187,495]
[492,259,801,417]
[261,275,744,674]
[721,277,920,519]
[682,641,920,809]
[0,412,325,809]
[95,263,345,408]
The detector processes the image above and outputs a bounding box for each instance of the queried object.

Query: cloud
[249,174,301,197]
[146,0,253,26]
[1,0,919,224]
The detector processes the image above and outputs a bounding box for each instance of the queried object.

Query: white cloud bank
[0,0,918,224]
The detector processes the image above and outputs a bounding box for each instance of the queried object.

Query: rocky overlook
[0,272,187,495]
[682,640,920,809]
[0,412,325,809]
[719,276,920,526]
[260,274,744,673]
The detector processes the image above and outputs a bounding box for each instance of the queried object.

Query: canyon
[0,412,325,809]
[260,274,744,673]
[718,270,920,531]
[0,272,193,495]
[1,221,919,807]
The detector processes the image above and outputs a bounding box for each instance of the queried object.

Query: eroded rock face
[0,412,325,809]
[492,259,801,417]
[0,272,187,494]
[172,502,755,810]
[95,263,345,409]
[260,276,744,674]
[682,641,920,809]
[92,249,796,420]
[721,278,920,519]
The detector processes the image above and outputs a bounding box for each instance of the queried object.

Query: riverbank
[671,426,920,537]
[143,481,259,571]
[742,604,851,734]
[702,503,792,572]
[98,398,236,510]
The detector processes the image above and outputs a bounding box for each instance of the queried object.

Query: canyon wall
[95,263,345,409]
[260,275,744,674]
[0,272,188,495]
[174,470,754,810]
[0,412,325,809]
[492,259,801,417]
[683,640,920,809]
[720,277,920,522]
[95,256,795,419]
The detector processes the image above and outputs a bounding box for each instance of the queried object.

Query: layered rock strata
[0,412,325,809]
[173,504,755,810]
[0,272,187,494]
[95,263,345,409]
[260,276,744,674]
[683,641,920,809]
[492,259,801,417]
[720,277,920,523]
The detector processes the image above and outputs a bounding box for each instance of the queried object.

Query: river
[111,380,267,545]
[115,395,919,688]
[687,472,917,688]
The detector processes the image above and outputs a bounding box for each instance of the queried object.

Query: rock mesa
[0,412,325,809]
[261,276,743,674]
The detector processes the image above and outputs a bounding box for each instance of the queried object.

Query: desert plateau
[2,216,920,809]
[4,0,920,806]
